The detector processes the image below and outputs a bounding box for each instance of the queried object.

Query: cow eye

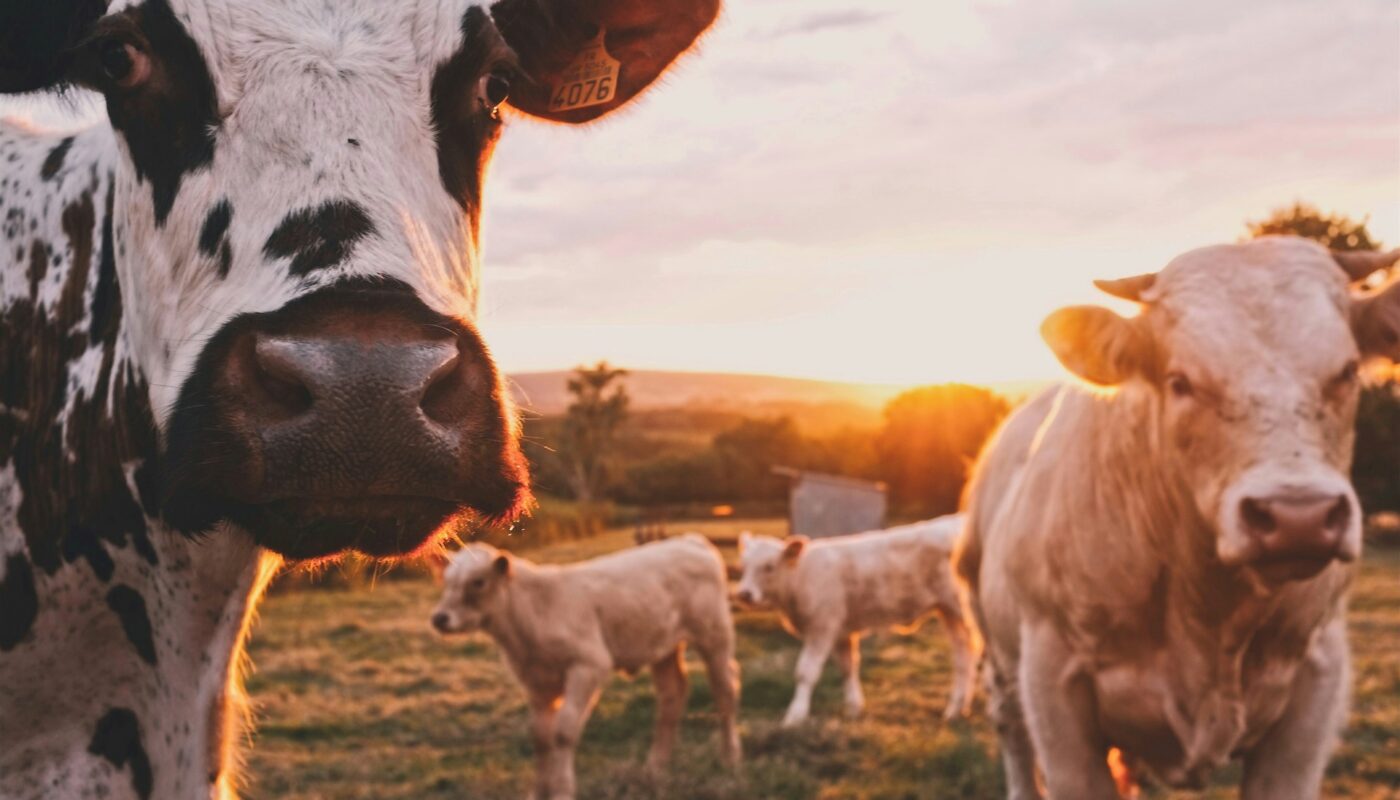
[1166,371,1193,399]
[482,70,511,110]
[1336,360,1360,385]
[470,578,487,590]
[97,39,150,90]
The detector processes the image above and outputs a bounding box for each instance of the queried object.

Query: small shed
[773,467,887,539]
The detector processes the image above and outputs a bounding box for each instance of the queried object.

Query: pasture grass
[244,521,1400,799]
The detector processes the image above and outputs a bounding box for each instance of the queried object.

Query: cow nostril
[1240,497,1276,536]
[1324,496,1350,534]
[250,336,313,416]
[420,341,479,426]
[431,612,450,631]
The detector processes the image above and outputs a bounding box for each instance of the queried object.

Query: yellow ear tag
[550,32,620,112]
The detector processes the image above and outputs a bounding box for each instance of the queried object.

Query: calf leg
[937,604,978,720]
[1020,622,1118,800]
[696,635,743,766]
[784,629,838,727]
[528,694,561,800]
[544,665,606,800]
[834,633,865,718]
[647,646,690,771]
[986,661,1044,800]
[1241,619,1349,800]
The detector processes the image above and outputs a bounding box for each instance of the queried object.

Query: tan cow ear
[1041,306,1152,386]
[1352,277,1400,361]
[493,554,512,577]
[492,0,719,123]
[781,536,807,562]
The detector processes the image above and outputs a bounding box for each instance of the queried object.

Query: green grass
[242,523,1400,799]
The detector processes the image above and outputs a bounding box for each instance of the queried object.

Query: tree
[1245,201,1380,252]
[1247,203,1400,514]
[557,362,629,502]
[875,384,1011,517]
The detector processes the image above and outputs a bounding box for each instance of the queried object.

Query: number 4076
[553,77,613,109]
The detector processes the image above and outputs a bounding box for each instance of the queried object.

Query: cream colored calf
[736,515,977,726]
[432,535,740,800]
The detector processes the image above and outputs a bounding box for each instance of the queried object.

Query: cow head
[430,542,510,634]
[1,0,717,558]
[734,531,806,605]
[1042,237,1400,583]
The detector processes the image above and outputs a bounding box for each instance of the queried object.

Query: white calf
[735,515,977,726]
[432,535,741,800]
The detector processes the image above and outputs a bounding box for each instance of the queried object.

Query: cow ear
[0,0,107,94]
[781,536,807,563]
[493,554,512,577]
[1042,306,1152,386]
[490,0,718,123]
[1352,277,1400,361]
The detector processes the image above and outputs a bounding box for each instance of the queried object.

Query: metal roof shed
[773,467,887,539]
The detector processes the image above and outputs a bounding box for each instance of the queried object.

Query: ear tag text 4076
[551,32,620,112]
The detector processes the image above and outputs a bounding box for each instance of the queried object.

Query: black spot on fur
[106,584,157,664]
[199,199,233,278]
[198,199,231,256]
[95,0,219,226]
[262,200,374,277]
[40,136,74,180]
[0,554,39,650]
[90,182,118,345]
[88,708,154,800]
[430,6,499,225]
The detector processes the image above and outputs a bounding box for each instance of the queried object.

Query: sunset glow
[5,0,1395,387]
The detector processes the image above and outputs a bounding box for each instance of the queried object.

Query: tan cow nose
[1239,493,1350,562]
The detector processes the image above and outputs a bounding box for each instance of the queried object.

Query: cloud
[760,10,886,40]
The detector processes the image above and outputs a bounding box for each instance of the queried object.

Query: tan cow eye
[1336,360,1360,385]
[1166,372,1193,399]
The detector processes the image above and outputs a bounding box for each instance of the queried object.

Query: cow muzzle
[161,281,529,558]
[1217,469,1361,581]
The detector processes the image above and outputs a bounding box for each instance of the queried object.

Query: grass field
[243,520,1400,799]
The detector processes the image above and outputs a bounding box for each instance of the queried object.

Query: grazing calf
[735,515,977,726]
[957,238,1400,799]
[431,535,742,800]
[0,1,717,796]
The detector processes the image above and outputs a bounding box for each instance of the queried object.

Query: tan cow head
[734,531,806,605]
[431,543,513,634]
[1041,236,1400,583]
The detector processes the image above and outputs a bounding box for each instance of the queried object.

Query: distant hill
[506,370,899,414]
[506,369,1050,418]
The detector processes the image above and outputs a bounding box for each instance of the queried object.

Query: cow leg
[1241,619,1348,800]
[695,634,743,766]
[647,645,690,771]
[1020,622,1119,800]
[834,633,865,718]
[528,693,561,800]
[546,664,605,800]
[986,660,1044,800]
[784,629,837,727]
[937,604,978,720]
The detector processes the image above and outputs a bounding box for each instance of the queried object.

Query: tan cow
[956,237,1400,799]
[431,535,741,800]
[735,515,977,726]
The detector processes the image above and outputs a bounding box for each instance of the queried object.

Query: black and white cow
[0,0,718,796]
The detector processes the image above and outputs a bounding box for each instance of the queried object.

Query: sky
[7,0,1399,386]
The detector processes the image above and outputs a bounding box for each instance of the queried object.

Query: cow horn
[1333,248,1400,282]
[1094,273,1157,303]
